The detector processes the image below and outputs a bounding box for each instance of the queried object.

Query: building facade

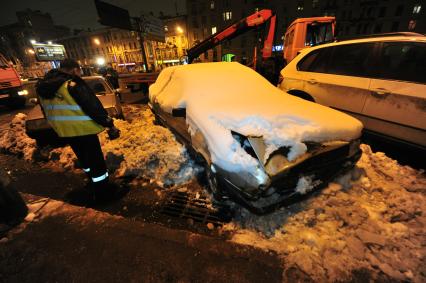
[59,28,161,73]
[185,0,425,64]
[156,15,189,67]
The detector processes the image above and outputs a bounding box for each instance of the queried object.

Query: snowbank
[224,144,426,282]
[0,113,37,161]
[0,105,201,187]
[150,62,363,172]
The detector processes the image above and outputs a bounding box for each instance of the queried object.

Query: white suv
[279,33,426,149]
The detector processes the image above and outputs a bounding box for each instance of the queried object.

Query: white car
[279,33,426,150]
[149,62,362,214]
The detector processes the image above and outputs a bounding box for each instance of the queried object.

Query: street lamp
[30,39,36,44]
[27,49,35,54]
[96,57,105,66]
[176,26,184,34]
[93,38,101,45]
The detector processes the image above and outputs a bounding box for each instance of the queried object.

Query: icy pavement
[1,105,425,282]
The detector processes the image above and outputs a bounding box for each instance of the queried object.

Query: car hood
[150,62,363,173]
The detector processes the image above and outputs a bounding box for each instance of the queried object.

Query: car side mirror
[29,98,38,105]
[172,108,186,118]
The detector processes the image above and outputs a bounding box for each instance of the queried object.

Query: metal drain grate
[160,191,233,226]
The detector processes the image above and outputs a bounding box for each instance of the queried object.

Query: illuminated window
[413,4,421,14]
[223,11,232,21]
[210,1,215,10]
[212,26,217,34]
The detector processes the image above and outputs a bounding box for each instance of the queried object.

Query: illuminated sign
[272,45,283,51]
[32,43,66,61]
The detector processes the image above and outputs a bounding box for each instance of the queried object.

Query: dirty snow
[149,62,363,172]
[223,144,426,282]
[0,113,37,161]
[0,105,201,187]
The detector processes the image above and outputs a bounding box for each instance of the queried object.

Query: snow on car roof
[150,62,362,172]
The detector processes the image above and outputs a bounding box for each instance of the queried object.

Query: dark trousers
[66,135,108,183]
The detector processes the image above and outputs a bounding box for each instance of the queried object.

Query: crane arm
[187,9,276,63]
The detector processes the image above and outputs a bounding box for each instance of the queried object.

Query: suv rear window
[376,42,426,84]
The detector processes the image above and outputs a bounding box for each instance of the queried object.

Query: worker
[36,59,126,204]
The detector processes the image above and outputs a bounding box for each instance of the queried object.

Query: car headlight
[18,89,29,96]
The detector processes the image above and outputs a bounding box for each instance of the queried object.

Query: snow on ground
[0,113,37,161]
[0,105,201,187]
[223,144,426,282]
[150,62,363,172]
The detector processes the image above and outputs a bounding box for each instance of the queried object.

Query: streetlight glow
[96,57,105,66]
[47,41,52,44]
[176,26,184,34]
[93,38,101,45]
[27,49,35,54]
[30,39,36,44]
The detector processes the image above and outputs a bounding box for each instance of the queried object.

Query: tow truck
[283,16,335,63]
[0,53,26,108]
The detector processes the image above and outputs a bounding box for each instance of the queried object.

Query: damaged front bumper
[213,140,362,215]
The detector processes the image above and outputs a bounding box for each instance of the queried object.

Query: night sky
[0,0,186,29]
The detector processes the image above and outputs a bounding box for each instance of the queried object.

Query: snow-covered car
[25,76,123,144]
[149,62,363,214]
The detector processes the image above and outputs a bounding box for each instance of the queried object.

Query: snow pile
[0,113,38,161]
[224,144,426,282]
[1,105,201,187]
[150,62,363,172]
[99,105,201,186]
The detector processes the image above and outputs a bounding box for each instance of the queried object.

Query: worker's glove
[107,126,120,140]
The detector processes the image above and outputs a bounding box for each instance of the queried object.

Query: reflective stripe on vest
[39,80,104,137]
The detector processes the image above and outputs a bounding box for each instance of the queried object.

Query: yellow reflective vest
[39,80,104,137]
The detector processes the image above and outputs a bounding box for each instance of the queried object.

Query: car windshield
[84,79,112,95]
[305,22,333,46]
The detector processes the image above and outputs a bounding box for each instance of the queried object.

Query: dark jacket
[36,70,114,128]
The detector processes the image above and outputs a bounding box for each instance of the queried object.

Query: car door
[363,41,426,147]
[301,43,376,123]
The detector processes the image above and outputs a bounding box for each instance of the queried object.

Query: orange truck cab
[0,53,26,108]
[283,16,335,64]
